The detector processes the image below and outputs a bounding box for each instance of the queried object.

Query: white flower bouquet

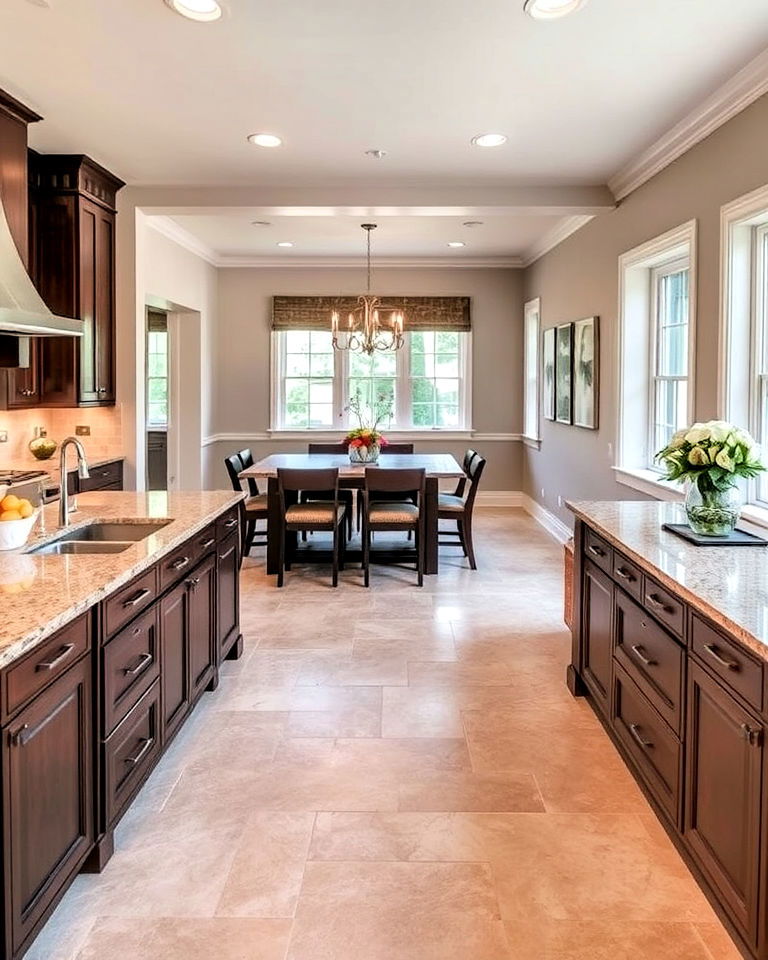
[655,420,765,536]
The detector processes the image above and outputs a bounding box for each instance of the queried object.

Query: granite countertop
[0,489,243,670]
[568,499,768,662]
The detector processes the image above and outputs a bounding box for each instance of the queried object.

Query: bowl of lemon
[0,493,39,551]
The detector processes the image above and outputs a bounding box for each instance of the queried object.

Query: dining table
[239,452,466,575]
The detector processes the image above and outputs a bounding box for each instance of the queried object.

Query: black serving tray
[662,522,768,547]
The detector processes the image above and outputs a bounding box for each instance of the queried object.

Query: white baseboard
[519,494,572,544]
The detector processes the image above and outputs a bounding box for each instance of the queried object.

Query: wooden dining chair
[276,467,347,588]
[236,448,260,497]
[362,467,425,587]
[225,452,268,555]
[300,442,355,537]
[438,453,486,570]
[355,442,415,533]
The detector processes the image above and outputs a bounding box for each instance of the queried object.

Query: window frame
[145,324,170,430]
[523,298,541,446]
[270,329,472,433]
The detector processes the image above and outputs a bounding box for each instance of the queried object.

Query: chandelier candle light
[331,224,405,356]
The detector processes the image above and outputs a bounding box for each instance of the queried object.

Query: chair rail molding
[202,431,523,447]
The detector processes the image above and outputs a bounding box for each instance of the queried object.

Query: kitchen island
[0,490,243,960]
[569,499,768,960]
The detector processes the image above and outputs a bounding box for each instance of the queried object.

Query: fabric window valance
[272,296,471,333]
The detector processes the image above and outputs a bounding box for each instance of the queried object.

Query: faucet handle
[78,462,90,480]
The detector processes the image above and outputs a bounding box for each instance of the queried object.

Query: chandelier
[331,223,405,355]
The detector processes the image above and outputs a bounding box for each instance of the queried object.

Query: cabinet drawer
[217,507,240,541]
[642,576,685,638]
[159,540,196,592]
[613,663,681,824]
[584,528,612,574]
[78,459,123,492]
[614,590,684,734]
[103,567,158,638]
[692,615,763,712]
[104,679,161,826]
[193,523,217,558]
[612,552,643,602]
[3,613,91,722]
[102,605,160,736]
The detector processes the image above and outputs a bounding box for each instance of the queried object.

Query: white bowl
[0,510,40,551]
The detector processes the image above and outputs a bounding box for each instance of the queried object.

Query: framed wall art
[573,316,599,429]
[555,322,573,425]
[542,326,555,421]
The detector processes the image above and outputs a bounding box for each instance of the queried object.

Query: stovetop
[0,469,49,485]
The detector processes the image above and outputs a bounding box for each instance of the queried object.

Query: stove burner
[0,469,49,485]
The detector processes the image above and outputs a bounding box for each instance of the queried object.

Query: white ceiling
[0,0,767,188]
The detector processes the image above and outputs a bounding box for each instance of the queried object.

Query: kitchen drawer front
[584,528,612,575]
[158,539,196,592]
[102,606,160,736]
[79,459,123,493]
[614,590,684,734]
[104,679,161,826]
[612,552,644,602]
[193,523,217,558]
[613,663,681,824]
[104,567,158,639]
[691,615,763,712]
[3,613,91,722]
[642,575,685,638]
[216,507,240,541]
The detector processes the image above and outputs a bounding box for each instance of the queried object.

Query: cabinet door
[581,559,614,714]
[160,579,190,745]
[6,339,41,408]
[217,532,240,663]
[685,661,763,947]
[189,553,216,702]
[3,656,93,957]
[78,197,115,405]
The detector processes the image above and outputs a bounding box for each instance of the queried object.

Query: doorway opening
[146,308,169,490]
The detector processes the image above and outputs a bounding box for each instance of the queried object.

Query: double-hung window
[272,328,471,431]
[649,259,690,460]
[146,311,169,429]
[752,224,768,503]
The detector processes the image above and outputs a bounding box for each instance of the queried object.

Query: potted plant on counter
[344,391,392,463]
[655,420,765,536]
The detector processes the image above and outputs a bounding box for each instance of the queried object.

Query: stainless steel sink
[27,520,170,556]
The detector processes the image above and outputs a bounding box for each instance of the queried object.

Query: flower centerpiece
[344,391,392,464]
[655,420,765,536]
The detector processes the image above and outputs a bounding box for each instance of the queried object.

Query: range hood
[0,195,83,338]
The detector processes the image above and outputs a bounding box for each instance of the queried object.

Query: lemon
[0,495,21,512]
[18,500,34,519]
[0,510,22,522]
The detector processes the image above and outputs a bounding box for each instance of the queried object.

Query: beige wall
[522,92,768,527]
[208,266,524,491]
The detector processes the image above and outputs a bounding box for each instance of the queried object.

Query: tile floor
[28,509,741,959]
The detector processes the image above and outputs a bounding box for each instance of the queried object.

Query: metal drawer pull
[186,577,201,589]
[124,737,155,767]
[703,643,739,671]
[629,723,654,750]
[224,518,238,528]
[123,653,153,677]
[199,538,215,549]
[170,556,190,571]
[588,544,605,558]
[645,593,672,614]
[10,724,29,747]
[615,567,635,582]
[741,724,762,746]
[123,588,151,608]
[630,644,656,666]
[35,643,75,672]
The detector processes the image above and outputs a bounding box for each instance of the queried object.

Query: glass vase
[348,442,380,464]
[685,480,741,537]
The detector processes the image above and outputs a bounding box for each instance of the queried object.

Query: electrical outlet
[75,425,91,437]
[558,495,563,508]
[540,488,545,499]
[0,431,7,443]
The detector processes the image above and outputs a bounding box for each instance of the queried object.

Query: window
[523,298,541,443]
[146,314,169,428]
[616,220,696,498]
[753,225,768,503]
[272,330,471,431]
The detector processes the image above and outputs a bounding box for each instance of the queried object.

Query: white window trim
[270,330,473,432]
[616,220,697,496]
[523,297,541,445]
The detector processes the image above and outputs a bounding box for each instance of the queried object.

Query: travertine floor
[30,510,739,959]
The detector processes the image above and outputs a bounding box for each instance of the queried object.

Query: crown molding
[521,215,594,267]
[216,255,525,268]
[609,48,768,202]
[146,215,219,265]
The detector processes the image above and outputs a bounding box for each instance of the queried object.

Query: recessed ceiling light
[276,242,294,248]
[523,0,588,20]
[447,241,466,248]
[364,150,387,160]
[247,133,283,148]
[251,220,272,227]
[462,221,484,228]
[164,0,223,22]
[471,133,507,148]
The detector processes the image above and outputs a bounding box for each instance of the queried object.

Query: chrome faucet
[59,437,90,527]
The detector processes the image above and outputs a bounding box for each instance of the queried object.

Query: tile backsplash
[0,406,124,467]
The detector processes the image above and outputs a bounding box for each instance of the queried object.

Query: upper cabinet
[29,154,124,407]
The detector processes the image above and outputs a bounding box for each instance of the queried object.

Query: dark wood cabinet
[160,578,191,746]
[581,559,613,714]
[29,154,123,407]
[217,531,240,662]
[189,553,216,701]
[685,660,763,947]
[2,655,93,958]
